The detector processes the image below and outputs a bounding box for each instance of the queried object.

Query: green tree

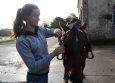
[0,28,11,36]
[50,17,65,28]
[65,13,77,23]
[42,21,50,28]
[44,23,49,28]
[45,13,78,28]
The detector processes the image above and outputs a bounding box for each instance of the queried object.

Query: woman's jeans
[26,72,48,83]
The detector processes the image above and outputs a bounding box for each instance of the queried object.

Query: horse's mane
[63,24,84,58]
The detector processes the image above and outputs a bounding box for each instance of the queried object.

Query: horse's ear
[80,21,87,31]
[59,21,70,32]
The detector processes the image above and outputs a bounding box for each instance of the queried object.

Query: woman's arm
[40,27,62,38]
[16,39,54,73]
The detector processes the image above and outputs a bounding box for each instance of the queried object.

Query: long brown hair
[11,3,38,38]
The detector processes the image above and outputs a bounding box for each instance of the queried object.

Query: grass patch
[0,39,16,45]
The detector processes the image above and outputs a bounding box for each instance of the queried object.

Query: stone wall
[88,0,115,38]
[77,0,83,20]
[88,0,108,38]
[108,0,115,38]
[78,0,115,38]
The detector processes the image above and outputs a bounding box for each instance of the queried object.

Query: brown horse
[57,18,94,83]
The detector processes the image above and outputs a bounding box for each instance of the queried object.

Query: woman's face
[25,9,40,27]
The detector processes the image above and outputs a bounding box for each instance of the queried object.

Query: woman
[11,3,65,83]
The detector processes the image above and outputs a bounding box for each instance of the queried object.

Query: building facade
[77,0,115,38]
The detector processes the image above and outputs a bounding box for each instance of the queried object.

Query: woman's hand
[54,29,62,37]
[52,44,65,56]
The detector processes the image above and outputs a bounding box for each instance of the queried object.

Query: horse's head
[58,18,89,83]
[59,18,87,47]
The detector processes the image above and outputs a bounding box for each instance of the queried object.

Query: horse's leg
[63,55,69,83]
[63,60,69,83]
[82,51,87,78]
[80,74,84,83]
[64,68,69,83]
[82,60,86,78]
[64,68,67,79]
